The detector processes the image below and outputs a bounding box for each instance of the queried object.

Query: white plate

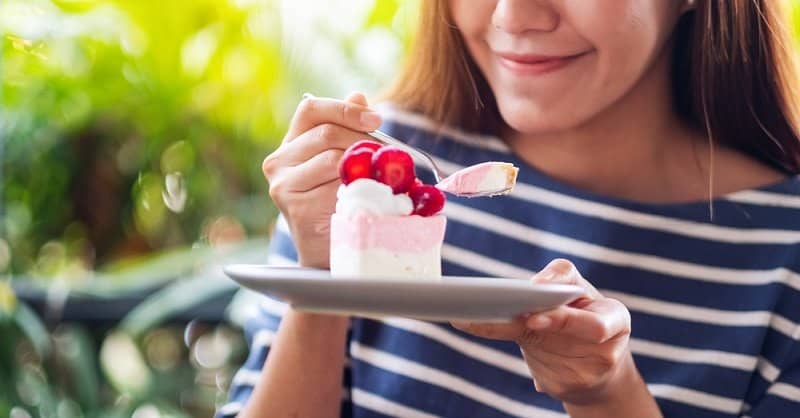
[224,264,585,322]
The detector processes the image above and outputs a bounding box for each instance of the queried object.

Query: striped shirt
[218,107,800,418]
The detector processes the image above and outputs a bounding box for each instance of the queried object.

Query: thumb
[526,298,629,343]
[531,258,601,300]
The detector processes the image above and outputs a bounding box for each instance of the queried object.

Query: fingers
[285,94,381,142]
[531,258,601,300]
[276,178,340,223]
[276,124,370,167]
[525,298,631,344]
[283,149,345,192]
[451,318,528,341]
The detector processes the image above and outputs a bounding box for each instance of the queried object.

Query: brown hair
[385,0,800,174]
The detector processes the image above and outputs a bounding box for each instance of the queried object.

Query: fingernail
[451,321,471,330]
[360,111,381,128]
[527,315,551,330]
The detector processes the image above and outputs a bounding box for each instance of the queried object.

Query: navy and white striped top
[218,107,800,418]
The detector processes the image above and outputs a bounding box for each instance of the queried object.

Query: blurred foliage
[1,0,416,417]
[1,0,416,280]
[1,301,249,418]
[0,238,277,418]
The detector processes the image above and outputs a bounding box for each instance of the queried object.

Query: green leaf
[55,325,100,410]
[13,301,52,358]
[119,272,236,337]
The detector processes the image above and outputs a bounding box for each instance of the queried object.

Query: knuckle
[317,123,338,142]
[341,102,361,125]
[340,102,349,125]
[297,97,317,115]
[612,299,633,331]
[596,350,618,371]
[262,152,280,177]
[324,149,345,168]
[267,183,277,201]
[599,320,616,342]
[589,319,613,343]
[267,178,286,201]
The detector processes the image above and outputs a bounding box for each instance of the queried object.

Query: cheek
[450,0,496,35]
[450,0,497,84]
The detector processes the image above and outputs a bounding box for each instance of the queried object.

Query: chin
[497,104,576,135]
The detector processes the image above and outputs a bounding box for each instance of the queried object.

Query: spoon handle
[366,130,444,183]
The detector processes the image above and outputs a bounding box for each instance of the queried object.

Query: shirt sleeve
[742,347,800,418]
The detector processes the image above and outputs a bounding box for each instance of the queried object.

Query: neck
[505,44,709,203]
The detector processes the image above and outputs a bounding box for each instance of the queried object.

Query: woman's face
[449,0,688,133]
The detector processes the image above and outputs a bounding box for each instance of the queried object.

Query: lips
[495,51,586,76]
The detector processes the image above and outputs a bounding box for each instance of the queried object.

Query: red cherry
[409,184,445,216]
[339,148,374,185]
[347,140,382,154]
[371,146,416,193]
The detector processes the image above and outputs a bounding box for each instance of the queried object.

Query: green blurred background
[1,1,799,417]
[1,0,415,416]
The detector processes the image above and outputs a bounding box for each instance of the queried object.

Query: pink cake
[330,211,446,278]
[435,162,518,197]
[329,141,446,279]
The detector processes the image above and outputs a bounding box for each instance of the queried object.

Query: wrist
[286,308,350,331]
[563,354,662,418]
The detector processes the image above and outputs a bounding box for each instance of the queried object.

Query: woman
[220,1,800,417]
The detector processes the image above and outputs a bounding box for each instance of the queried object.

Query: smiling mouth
[496,52,587,76]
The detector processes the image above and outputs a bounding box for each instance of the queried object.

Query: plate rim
[223,263,586,294]
[223,264,586,321]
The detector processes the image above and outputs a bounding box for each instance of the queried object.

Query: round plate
[224,264,585,323]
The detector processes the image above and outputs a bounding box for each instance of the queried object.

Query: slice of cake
[435,162,519,197]
[330,141,446,279]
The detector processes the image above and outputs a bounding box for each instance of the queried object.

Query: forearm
[563,355,663,418]
[239,310,350,418]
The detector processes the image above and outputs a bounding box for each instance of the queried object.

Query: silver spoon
[302,93,515,197]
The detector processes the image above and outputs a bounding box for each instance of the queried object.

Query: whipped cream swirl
[335,178,413,217]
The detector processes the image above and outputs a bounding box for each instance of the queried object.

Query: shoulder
[715,145,800,225]
[713,145,793,195]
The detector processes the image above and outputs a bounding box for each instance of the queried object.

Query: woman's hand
[262,92,382,268]
[452,259,661,417]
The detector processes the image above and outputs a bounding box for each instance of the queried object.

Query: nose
[491,0,559,34]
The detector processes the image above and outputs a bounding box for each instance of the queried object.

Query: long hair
[385,0,800,174]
